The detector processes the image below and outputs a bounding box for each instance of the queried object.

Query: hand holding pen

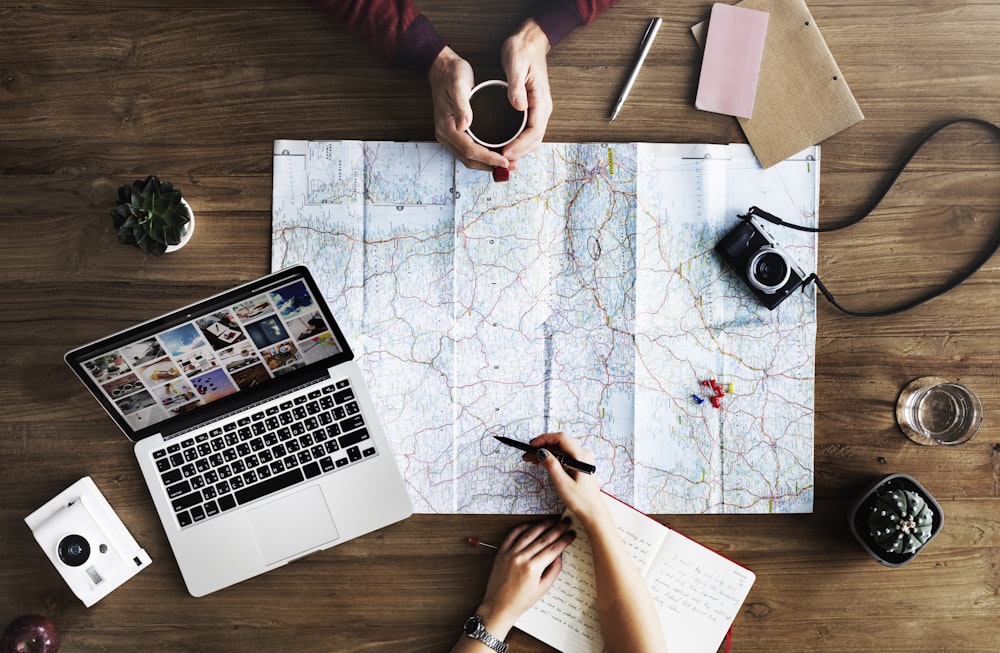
[494,435,596,474]
[527,432,609,529]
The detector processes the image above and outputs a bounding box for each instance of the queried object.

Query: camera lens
[57,534,91,567]
[747,247,791,294]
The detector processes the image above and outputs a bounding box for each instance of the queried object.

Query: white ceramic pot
[165,199,195,253]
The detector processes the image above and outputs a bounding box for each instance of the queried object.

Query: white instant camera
[25,476,152,607]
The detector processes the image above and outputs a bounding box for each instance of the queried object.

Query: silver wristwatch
[463,615,508,653]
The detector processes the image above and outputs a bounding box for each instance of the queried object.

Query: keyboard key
[219,494,237,511]
[204,501,220,517]
[235,469,304,505]
[171,491,202,512]
[191,506,206,522]
[347,446,362,462]
[339,428,370,449]
[167,480,191,499]
[362,447,376,457]
[303,462,321,479]
[339,415,364,433]
[161,469,183,486]
[177,511,193,527]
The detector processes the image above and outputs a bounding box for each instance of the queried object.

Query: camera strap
[743,118,1000,317]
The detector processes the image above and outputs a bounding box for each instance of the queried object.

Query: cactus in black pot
[848,473,943,567]
[867,487,935,555]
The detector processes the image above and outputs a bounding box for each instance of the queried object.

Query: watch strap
[463,615,508,653]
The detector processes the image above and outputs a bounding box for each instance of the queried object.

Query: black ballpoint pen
[493,435,597,475]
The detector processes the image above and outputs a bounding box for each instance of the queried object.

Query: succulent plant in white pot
[111,175,194,255]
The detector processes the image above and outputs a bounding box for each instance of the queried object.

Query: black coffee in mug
[468,82,527,148]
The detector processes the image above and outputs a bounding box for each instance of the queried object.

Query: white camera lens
[58,534,91,567]
[747,247,791,294]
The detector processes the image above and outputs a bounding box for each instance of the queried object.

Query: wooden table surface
[2,1,999,651]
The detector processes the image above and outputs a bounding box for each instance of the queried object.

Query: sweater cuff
[530,0,585,48]
[393,14,448,77]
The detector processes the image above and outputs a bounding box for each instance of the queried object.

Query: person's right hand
[427,46,511,172]
[526,432,608,526]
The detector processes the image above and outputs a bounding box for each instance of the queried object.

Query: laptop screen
[66,266,353,442]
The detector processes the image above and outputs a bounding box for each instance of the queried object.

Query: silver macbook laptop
[65,266,413,597]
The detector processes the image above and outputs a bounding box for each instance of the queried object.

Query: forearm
[530,0,620,48]
[582,515,668,653]
[310,0,446,76]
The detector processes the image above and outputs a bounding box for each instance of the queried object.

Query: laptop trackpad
[247,485,340,565]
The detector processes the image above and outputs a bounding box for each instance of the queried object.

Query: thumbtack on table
[466,536,498,549]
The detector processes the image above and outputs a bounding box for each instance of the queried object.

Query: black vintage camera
[716,215,806,310]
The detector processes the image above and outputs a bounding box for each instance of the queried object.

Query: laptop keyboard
[151,377,377,529]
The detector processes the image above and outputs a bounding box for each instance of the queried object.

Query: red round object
[1,615,61,653]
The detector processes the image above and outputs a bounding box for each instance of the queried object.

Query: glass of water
[895,377,983,445]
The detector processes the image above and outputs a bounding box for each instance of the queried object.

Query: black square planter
[847,473,944,567]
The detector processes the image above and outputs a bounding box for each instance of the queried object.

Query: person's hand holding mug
[428,18,551,182]
[499,18,552,165]
[428,46,511,174]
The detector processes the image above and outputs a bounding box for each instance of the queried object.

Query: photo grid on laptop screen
[79,277,344,433]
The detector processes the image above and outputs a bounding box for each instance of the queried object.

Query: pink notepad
[696,3,769,119]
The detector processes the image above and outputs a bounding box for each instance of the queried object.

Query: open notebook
[515,494,755,653]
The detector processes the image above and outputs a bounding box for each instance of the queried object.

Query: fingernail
[537,448,549,460]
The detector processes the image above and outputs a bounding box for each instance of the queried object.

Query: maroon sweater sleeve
[531,0,619,48]
[310,0,447,77]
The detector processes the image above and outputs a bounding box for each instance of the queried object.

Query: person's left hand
[499,18,553,166]
[473,519,576,635]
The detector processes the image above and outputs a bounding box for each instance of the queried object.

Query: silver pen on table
[609,17,662,121]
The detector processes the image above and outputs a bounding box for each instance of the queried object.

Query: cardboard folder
[692,0,864,168]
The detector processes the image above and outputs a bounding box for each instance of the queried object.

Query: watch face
[464,616,481,636]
